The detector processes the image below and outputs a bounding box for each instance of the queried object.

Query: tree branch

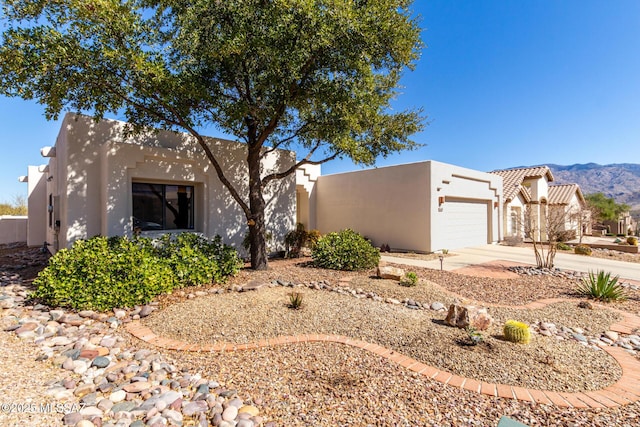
[262,149,340,184]
[96,68,252,218]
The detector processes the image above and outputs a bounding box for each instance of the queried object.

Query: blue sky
[1,0,639,203]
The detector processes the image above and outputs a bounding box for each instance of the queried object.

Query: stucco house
[297,160,503,252]
[22,115,505,254]
[604,211,637,236]
[21,113,296,253]
[490,166,588,241]
[548,183,591,238]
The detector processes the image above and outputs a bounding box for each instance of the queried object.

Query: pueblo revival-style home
[18,114,588,254]
[21,113,297,252]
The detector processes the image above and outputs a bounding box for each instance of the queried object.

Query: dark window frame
[132,182,195,231]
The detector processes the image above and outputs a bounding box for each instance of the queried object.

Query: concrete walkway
[382,244,640,282]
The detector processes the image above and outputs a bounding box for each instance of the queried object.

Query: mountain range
[540,163,640,214]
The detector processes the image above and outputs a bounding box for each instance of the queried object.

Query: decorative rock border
[127,291,640,410]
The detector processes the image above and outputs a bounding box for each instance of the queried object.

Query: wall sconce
[438,196,445,206]
[494,201,499,208]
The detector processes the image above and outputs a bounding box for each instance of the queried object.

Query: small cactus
[627,236,638,246]
[503,320,531,344]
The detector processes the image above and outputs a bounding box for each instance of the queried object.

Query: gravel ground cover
[381,263,640,315]
[143,285,621,393]
[163,342,640,427]
[4,245,640,426]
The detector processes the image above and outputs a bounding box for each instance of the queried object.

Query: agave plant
[288,291,304,310]
[576,270,627,302]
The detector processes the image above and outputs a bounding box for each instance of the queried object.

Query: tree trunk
[247,146,269,270]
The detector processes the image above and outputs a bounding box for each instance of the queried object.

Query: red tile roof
[490,166,554,202]
[548,184,584,205]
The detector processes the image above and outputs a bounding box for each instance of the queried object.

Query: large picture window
[132,183,194,231]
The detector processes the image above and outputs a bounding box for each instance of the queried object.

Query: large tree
[0,0,424,269]
[585,193,630,223]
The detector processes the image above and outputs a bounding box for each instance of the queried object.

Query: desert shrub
[284,224,321,257]
[576,270,627,302]
[400,271,418,287]
[312,229,380,271]
[556,242,572,251]
[627,236,638,246]
[306,229,321,249]
[503,320,531,344]
[284,223,310,258]
[155,233,242,286]
[574,244,592,256]
[32,236,175,311]
[32,233,241,311]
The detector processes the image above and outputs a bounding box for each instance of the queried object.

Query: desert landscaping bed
[3,247,640,426]
[378,263,640,315]
[158,340,640,426]
[143,278,622,393]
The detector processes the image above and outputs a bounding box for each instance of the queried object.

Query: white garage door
[443,198,490,249]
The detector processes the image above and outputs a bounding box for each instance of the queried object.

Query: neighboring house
[604,211,637,236]
[297,160,503,253]
[490,166,588,241]
[547,184,591,239]
[21,113,296,253]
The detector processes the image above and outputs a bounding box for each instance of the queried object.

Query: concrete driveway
[381,244,640,282]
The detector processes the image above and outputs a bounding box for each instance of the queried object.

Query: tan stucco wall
[0,216,27,244]
[40,113,296,252]
[316,161,432,252]
[314,160,502,253]
[26,166,47,247]
[295,164,320,230]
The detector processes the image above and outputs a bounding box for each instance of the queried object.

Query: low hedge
[32,234,241,311]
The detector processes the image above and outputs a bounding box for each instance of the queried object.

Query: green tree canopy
[0,0,424,269]
[585,192,630,222]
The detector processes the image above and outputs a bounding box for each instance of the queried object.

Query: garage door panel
[443,198,489,249]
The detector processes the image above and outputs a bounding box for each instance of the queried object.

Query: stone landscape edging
[126,292,640,410]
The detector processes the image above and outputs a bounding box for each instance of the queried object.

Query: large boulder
[444,304,493,330]
[376,265,405,281]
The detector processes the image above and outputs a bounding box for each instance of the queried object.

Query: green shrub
[311,229,380,271]
[574,244,592,255]
[503,320,531,344]
[627,236,638,246]
[401,271,418,287]
[155,233,242,287]
[32,236,175,311]
[556,242,572,251]
[577,270,627,302]
[32,233,242,311]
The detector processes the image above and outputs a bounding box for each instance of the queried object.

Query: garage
[310,160,502,253]
[443,197,491,249]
